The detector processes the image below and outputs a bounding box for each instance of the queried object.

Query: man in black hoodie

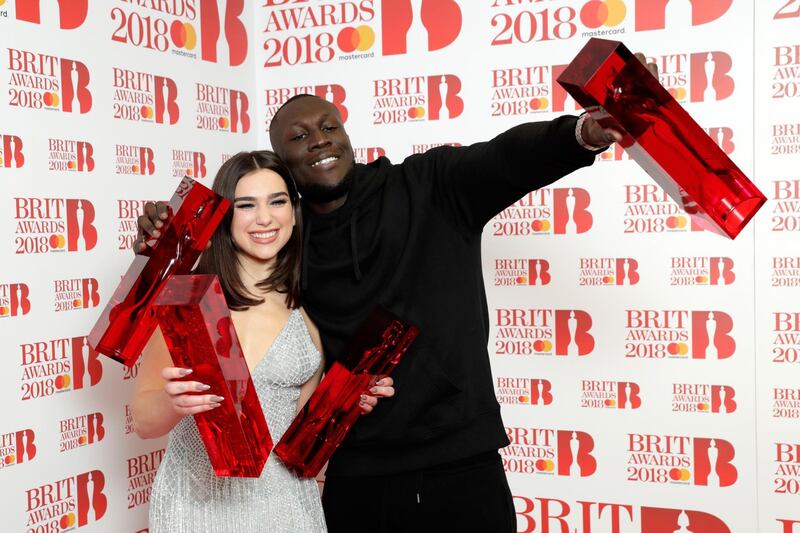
[135,58,654,532]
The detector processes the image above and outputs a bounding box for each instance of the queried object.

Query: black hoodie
[300,116,598,477]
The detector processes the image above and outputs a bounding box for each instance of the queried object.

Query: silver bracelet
[574,113,605,151]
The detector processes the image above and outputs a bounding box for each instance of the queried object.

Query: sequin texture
[148,309,327,532]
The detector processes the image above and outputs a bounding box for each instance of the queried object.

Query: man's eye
[292,133,307,141]
[323,126,337,132]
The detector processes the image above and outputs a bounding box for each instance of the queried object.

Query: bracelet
[574,113,606,151]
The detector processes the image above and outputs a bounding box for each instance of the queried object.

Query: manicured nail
[152,230,161,238]
[155,220,163,227]
[360,394,368,401]
[212,395,225,402]
[210,403,221,409]
[197,384,210,391]
[179,368,192,376]
[370,387,378,394]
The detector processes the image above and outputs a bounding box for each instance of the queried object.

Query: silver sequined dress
[149,309,327,533]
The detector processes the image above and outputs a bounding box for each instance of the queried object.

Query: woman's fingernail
[153,230,161,238]
[197,384,210,391]
[370,387,378,394]
[179,368,192,376]
[212,396,225,402]
[360,394,368,401]
[211,403,221,409]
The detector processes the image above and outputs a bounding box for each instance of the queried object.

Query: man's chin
[298,173,353,204]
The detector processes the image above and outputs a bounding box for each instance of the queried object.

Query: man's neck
[307,194,348,214]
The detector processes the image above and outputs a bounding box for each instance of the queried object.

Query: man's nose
[308,129,331,149]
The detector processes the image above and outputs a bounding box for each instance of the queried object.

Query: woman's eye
[235,203,254,209]
[271,199,288,207]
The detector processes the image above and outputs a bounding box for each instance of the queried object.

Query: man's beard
[298,171,354,204]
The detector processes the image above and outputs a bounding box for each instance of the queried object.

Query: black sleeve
[401,115,602,233]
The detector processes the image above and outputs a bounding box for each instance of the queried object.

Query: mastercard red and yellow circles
[170,21,197,50]
[667,342,689,356]
[515,276,528,284]
[43,92,60,108]
[219,116,230,129]
[337,25,375,53]
[141,105,154,119]
[666,215,688,229]
[669,467,691,481]
[533,340,552,352]
[529,97,549,111]
[60,513,76,529]
[604,398,617,407]
[49,234,66,249]
[532,219,551,232]
[73,299,82,308]
[68,160,77,170]
[535,459,555,472]
[78,435,87,445]
[518,395,530,403]
[408,107,426,119]
[697,402,710,411]
[55,374,72,390]
[580,0,626,28]
[668,87,688,101]
[4,455,14,465]
[603,276,615,284]
[0,306,9,316]
[695,275,708,283]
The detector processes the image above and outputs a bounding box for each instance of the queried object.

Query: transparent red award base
[557,38,766,239]
[274,307,419,477]
[154,274,272,477]
[88,177,229,366]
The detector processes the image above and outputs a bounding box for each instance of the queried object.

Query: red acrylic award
[557,38,766,239]
[88,177,229,366]
[154,274,272,477]
[274,307,419,477]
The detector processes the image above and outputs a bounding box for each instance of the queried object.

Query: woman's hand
[162,367,223,416]
[359,377,394,415]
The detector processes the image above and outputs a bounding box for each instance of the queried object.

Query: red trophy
[557,38,766,239]
[154,275,272,477]
[88,177,229,366]
[274,307,419,477]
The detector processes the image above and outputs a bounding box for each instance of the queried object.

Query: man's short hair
[269,93,317,130]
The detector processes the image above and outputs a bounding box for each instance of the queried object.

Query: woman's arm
[132,326,222,439]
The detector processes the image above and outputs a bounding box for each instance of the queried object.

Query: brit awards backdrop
[1,1,799,532]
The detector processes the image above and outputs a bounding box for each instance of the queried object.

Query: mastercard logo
[667,342,689,356]
[0,306,9,316]
[60,513,76,529]
[43,92,61,108]
[518,395,530,403]
[668,87,688,101]
[218,116,230,129]
[515,276,528,284]
[603,276,615,284]
[697,402,710,411]
[4,455,15,465]
[529,97,549,111]
[78,435,87,445]
[72,299,82,308]
[408,106,426,119]
[695,275,709,283]
[532,219,551,232]
[141,105,154,119]
[580,0,626,29]
[171,21,197,50]
[666,215,688,229]
[338,25,375,53]
[533,340,552,352]
[604,398,617,407]
[49,234,66,249]
[535,459,555,472]
[669,467,691,482]
[54,374,72,390]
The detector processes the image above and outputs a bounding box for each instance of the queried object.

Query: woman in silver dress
[131,151,394,533]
